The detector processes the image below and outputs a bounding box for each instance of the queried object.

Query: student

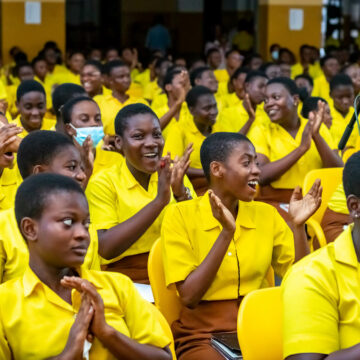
[52,51,85,86]
[280,62,292,78]
[94,60,148,135]
[243,53,263,71]
[80,60,107,98]
[164,86,223,195]
[312,55,340,102]
[121,47,142,80]
[282,151,360,360]
[86,103,193,283]
[206,48,222,71]
[328,74,356,148]
[294,74,314,103]
[0,130,101,284]
[247,77,342,219]
[61,95,122,175]
[12,80,55,137]
[301,97,332,129]
[0,173,172,359]
[260,62,281,79]
[343,63,360,96]
[221,67,249,108]
[214,49,243,84]
[218,71,269,134]
[291,44,322,80]
[162,132,321,360]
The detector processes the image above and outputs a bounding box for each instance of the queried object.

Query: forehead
[124,113,160,131]
[266,82,288,94]
[52,145,81,162]
[332,84,354,95]
[324,58,338,66]
[83,64,99,72]
[19,66,33,73]
[195,94,216,107]
[72,100,100,114]
[20,91,45,103]
[110,66,129,76]
[44,191,88,214]
[227,141,256,159]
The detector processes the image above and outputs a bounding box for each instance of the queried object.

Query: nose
[73,222,90,242]
[75,168,86,187]
[251,161,261,176]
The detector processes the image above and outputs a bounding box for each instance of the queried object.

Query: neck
[48,64,55,73]
[89,87,103,98]
[352,222,360,262]
[336,107,349,118]
[20,116,40,133]
[210,185,239,218]
[280,112,300,133]
[194,119,212,136]
[112,90,129,103]
[126,159,151,190]
[37,74,45,82]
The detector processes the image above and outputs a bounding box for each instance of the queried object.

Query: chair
[237,287,282,360]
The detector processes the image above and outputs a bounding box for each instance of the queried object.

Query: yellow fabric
[0,208,100,284]
[282,224,360,357]
[312,75,331,103]
[329,103,358,148]
[216,81,230,98]
[11,116,56,138]
[214,69,229,84]
[222,92,241,109]
[143,80,162,102]
[327,183,348,215]
[127,82,144,98]
[93,140,124,175]
[0,166,22,212]
[34,75,54,110]
[0,266,170,360]
[130,68,140,81]
[134,68,151,88]
[49,68,81,86]
[151,93,168,109]
[0,81,7,100]
[162,192,294,301]
[232,31,254,52]
[94,94,148,135]
[291,62,323,80]
[248,116,335,189]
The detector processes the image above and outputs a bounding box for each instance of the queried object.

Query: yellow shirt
[222,92,241,109]
[134,68,151,88]
[328,183,348,215]
[291,62,323,80]
[11,116,56,138]
[312,74,331,103]
[0,208,100,284]
[94,94,148,135]
[162,192,294,301]
[0,166,22,212]
[216,80,230,97]
[151,92,168,109]
[143,80,162,102]
[34,75,54,110]
[50,69,81,86]
[214,69,229,84]
[248,116,335,189]
[0,267,170,359]
[282,224,360,357]
[92,140,124,175]
[0,80,7,100]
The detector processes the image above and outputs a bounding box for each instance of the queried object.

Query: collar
[121,161,158,190]
[334,224,359,268]
[199,192,256,231]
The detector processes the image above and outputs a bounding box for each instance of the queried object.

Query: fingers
[61,276,87,292]
[290,186,302,202]
[307,178,321,196]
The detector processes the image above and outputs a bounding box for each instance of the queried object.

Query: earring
[355,213,360,219]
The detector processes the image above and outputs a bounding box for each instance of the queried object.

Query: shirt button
[228,252,232,256]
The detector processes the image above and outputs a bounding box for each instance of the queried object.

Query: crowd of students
[0,38,359,359]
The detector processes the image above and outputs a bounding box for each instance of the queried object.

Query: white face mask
[69,123,104,147]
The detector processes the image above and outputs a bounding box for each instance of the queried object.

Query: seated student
[42,46,68,77]
[0,173,172,360]
[164,86,224,195]
[301,96,333,129]
[218,71,269,135]
[11,80,55,137]
[206,48,222,72]
[280,61,292,78]
[94,60,148,135]
[294,74,314,103]
[291,44,323,80]
[162,132,322,360]
[247,77,343,220]
[51,51,85,86]
[260,62,282,79]
[121,47,142,80]
[221,67,249,108]
[0,130,100,284]
[282,151,360,360]
[343,63,360,96]
[61,96,123,175]
[134,54,160,89]
[328,74,357,148]
[80,60,108,98]
[243,53,263,71]
[312,55,340,102]
[86,104,193,283]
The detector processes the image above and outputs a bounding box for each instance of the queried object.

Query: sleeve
[163,123,186,159]
[161,204,197,286]
[247,123,270,158]
[122,277,171,349]
[282,264,339,357]
[319,123,336,150]
[0,299,11,360]
[271,207,295,278]
[86,173,120,230]
[82,225,101,271]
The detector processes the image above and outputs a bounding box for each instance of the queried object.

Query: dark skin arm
[286,344,360,360]
[238,93,256,135]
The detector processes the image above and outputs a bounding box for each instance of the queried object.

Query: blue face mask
[70,124,104,147]
[271,50,279,61]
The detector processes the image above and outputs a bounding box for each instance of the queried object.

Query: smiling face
[195,70,218,93]
[190,94,218,127]
[344,65,360,94]
[33,60,48,80]
[245,76,268,105]
[80,64,103,96]
[331,85,354,116]
[264,83,298,124]
[116,113,164,175]
[24,191,90,268]
[68,53,85,74]
[17,91,46,132]
[109,65,131,93]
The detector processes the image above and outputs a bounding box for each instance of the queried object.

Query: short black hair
[15,173,85,234]
[31,56,46,67]
[190,66,212,87]
[17,130,75,179]
[52,83,87,118]
[245,70,268,84]
[343,151,360,198]
[16,80,45,102]
[154,57,171,70]
[329,73,353,93]
[206,48,220,59]
[115,103,159,136]
[163,68,182,89]
[301,97,327,118]
[320,55,338,68]
[185,86,213,108]
[267,77,299,95]
[225,49,240,58]
[61,96,97,124]
[300,44,311,54]
[231,67,250,81]
[294,74,314,87]
[200,132,252,182]
[84,59,104,74]
[14,61,33,77]
[105,60,128,76]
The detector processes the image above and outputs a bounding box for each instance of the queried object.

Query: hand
[299,119,313,153]
[73,135,94,180]
[0,100,9,114]
[0,123,22,153]
[288,179,322,226]
[208,190,236,233]
[174,82,187,106]
[102,135,116,152]
[310,100,325,135]
[156,153,172,206]
[171,143,193,199]
[243,93,255,122]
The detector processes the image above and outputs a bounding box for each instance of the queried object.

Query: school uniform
[312,74,331,103]
[0,166,22,212]
[11,116,56,138]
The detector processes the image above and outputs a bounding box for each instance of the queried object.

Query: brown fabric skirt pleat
[172,299,240,360]
[103,252,150,284]
[321,207,353,243]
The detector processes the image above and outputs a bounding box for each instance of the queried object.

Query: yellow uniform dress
[92,140,124,175]
[0,208,100,283]
[162,192,294,299]
[248,116,335,189]
[134,68,151,88]
[143,80,162,102]
[0,267,170,359]
[291,62,323,80]
[214,69,229,84]
[312,74,331,103]
[0,166,22,212]
[283,224,360,357]
[11,116,56,138]
[94,94,148,135]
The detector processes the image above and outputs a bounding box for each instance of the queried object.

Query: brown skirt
[172,299,240,360]
[321,207,353,243]
[103,252,150,284]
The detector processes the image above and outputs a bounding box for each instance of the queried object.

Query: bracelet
[174,187,192,202]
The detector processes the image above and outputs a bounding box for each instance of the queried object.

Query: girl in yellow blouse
[0,173,172,360]
[162,132,322,359]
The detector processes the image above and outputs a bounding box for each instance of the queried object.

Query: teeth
[268,109,277,116]
[248,181,258,186]
[143,153,157,158]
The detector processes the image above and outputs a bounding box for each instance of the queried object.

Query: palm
[209,190,236,232]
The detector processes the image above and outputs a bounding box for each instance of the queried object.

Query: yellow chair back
[238,287,282,360]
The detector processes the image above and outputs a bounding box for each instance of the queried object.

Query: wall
[1,0,65,64]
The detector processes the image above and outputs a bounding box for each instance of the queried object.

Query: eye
[243,160,250,167]
[84,220,91,229]
[132,133,143,139]
[153,131,162,138]
[63,218,73,227]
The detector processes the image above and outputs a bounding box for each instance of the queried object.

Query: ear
[114,135,123,154]
[164,83,172,93]
[65,123,76,137]
[210,161,224,180]
[21,217,38,243]
[292,94,300,106]
[347,195,360,219]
